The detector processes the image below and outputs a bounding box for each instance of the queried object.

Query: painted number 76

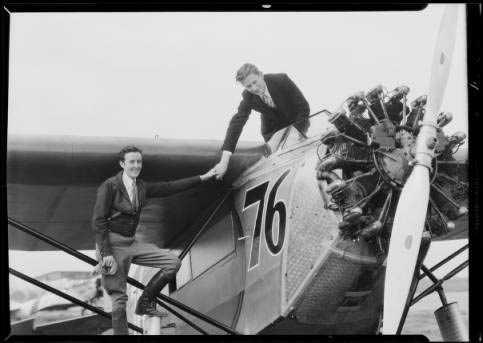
[243,170,291,270]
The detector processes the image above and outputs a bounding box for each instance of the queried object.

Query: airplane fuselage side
[154,136,384,335]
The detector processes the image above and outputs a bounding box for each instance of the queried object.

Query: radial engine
[315,85,468,261]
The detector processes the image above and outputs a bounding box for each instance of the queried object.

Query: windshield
[266,110,332,154]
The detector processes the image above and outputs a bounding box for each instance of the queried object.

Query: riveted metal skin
[285,154,340,302]
[282,152,384,333]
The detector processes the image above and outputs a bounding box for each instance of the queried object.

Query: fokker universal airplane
[7,6,469,339]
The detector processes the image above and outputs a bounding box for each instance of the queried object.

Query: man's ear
[119,160,125,169]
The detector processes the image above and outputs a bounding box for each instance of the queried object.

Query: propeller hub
[373,126,440,189]
[374,149,411,188]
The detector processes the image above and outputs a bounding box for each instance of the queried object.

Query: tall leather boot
[135,270,170,316]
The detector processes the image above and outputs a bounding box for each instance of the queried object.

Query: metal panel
[285,154,340,302]
[233,161,300,334]
[169,210,245,334]
[293,253,361,324]
[190,214,235,279]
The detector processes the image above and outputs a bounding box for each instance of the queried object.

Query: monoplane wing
[7,134,267,251]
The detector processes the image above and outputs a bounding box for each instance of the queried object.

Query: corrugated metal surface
[284,153,383,330]
[293,253,361,324]
[285,157,339,302]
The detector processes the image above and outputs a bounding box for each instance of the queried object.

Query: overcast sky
[8,5,469,282]
[8,4,467,141]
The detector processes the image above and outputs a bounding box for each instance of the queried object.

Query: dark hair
[119,146,143,162]
[236,63,261,82]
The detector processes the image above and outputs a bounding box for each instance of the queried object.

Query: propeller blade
[382,167,429,334]
[427,5,459,121]
[382,5,458,335]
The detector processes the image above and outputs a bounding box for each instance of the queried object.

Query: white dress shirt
[122,172,137,203]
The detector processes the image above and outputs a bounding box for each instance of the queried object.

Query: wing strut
[412,259,468,306]
[418,243,468,278]
[390,242,468,338]
[8,217,241,335]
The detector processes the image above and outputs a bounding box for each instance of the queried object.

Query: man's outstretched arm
[146,168,216,197]
[215,97,252,179]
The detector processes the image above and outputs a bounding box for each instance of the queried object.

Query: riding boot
[135,270,170,316]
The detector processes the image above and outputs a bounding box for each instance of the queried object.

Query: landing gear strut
[435,302,468,341]
[405,244,468,341]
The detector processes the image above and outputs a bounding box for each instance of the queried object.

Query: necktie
[261,94,275,108]
[132,182,138,211]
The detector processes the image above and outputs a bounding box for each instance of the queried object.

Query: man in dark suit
[92,145,215,334]
[212,63,310,179]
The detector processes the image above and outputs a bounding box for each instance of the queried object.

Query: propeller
[382,5,459,335]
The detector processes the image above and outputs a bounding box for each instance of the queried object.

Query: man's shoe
[135,296,167,317]
[135,270,171,316]
[135,295,151,315]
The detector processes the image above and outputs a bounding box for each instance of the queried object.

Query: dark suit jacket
[221,73,310,152]
[92,171,201,257]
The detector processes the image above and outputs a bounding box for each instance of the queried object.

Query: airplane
[6,5,470,339]
[9,274,110,334]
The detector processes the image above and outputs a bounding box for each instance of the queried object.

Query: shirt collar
[260,83,272,99]
[122,171,136,189]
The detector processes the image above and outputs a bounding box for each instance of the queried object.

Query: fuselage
[125,128,384,335]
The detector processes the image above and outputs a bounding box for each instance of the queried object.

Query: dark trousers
[100,232,181,335]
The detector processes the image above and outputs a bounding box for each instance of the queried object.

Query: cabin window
[191,213,235,278]
[175,212,236,289]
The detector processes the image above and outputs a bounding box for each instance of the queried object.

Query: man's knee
[174,256,181,271]
[165,256,181,278]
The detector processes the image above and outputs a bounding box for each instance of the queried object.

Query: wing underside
[7,134,266,251]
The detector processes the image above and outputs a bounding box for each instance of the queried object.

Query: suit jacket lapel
[264,74,290,120]
[114,171,131,202]
[137,180,146,209]
[264,75,280,109]
[250,91,266,110]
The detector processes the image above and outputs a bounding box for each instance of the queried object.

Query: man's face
[241,72,266,96]
[120,152,142,179]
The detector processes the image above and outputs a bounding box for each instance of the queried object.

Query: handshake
[200,151,231,181]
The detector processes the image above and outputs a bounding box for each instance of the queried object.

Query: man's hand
[212,161,229,180]
[212,151,232,180]
[101,255,118,275]
[200,168,217,182]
